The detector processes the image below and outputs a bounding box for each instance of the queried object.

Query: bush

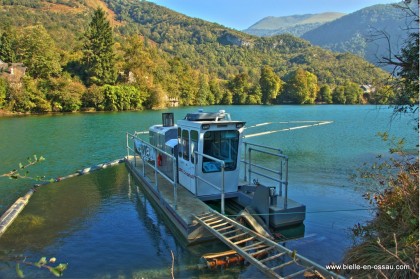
[345,134,419,278]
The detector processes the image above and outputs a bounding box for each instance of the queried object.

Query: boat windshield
[202,130,239,173]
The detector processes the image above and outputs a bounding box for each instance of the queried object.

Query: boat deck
[126,156,213,244]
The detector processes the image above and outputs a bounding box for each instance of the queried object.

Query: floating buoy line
[244,120,333,138]
[0,158,124,237]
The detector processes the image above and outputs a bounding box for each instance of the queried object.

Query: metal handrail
[194,151,226,214]
[243,141,283,154]
[126,132,178,209]
[241,142,289,209]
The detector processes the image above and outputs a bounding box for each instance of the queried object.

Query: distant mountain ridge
[301,3,417,69]
[244,2,417,70]
[243,12,345,37]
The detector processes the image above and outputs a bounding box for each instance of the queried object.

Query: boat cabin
[149,110,245,197]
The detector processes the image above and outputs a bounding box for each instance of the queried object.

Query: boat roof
[184,110,228,121]
[177,110,245,129]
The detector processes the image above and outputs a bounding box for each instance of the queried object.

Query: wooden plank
[200,213,215,222]
[227,232,249,240]
[233,236,255,245]
[242,241,266,251]
[205,218,224,225]
[249,246,275,256]
[218,225,236,233]
[202,250,238,260]
[211,222,230,229]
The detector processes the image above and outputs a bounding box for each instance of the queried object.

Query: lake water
[0,105,417,278]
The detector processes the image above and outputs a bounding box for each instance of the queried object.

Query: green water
[0,105,417,278]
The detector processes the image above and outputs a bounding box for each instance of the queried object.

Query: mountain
[243,13,345,37]
[244,2,417,70]
[301,3,417,69]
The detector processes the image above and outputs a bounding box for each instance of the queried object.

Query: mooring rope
[224,207,375,219]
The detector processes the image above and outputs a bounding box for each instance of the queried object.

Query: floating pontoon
[125,109,306,244]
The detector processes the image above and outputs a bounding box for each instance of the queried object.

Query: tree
[381,1,419,118]
[82,8,116,86]
[228,73,252,104]
[42,76,85,112]
[18,25,61,79]
[0,31,16,63]
[82,85,104,110]
[283,68,318,104]
[196,74,211,105]
[332,85,346,104]
[246,85,262,104]
[318,85,332,104]
[343,80,363,104]
[0,78,8,108]
[259,65,281,105]
[209,77,223,104]
[371,85,395,104]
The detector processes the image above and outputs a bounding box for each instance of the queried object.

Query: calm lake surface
[0,105,417,278]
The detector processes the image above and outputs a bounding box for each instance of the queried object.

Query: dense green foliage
[19,25,62,79]
[82,8,117,86]
[0,30,15,63]
[259,66,281,104]
[0,0,404,113]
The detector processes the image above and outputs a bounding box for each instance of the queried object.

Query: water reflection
[0,164,257,278]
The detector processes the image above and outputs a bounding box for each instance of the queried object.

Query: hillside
[244,13,345,37]
[110,1,387,82]
[301,3,417,69]
[0,0,391,112]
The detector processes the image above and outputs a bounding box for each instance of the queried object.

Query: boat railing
[242,141,289,209]
[194,151,226,214]
[126,132,179,209]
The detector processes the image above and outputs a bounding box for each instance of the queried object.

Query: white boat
[125,109,306,244]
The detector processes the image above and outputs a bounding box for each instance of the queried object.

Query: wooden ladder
[194,210,344,279]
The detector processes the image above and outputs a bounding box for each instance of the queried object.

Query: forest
[0,0,402,113]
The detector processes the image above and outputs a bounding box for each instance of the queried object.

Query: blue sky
[148,0,400,30]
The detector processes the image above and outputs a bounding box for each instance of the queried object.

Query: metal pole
[248,148,252,184]
[154,149,158,191]
[284,158,288,209]
[243,142,248,182]
[142,154,145,177]
[279,150,283,197]
[194,152,198,196]
[221,163,225,215]
[173,156,177,210]
[126,133,129,160]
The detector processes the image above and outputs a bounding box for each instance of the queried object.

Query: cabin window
[149,131,156,147]
[202,130,239,173]
[182,130,189,160]
[178,127,182,158]
[190,130,198,164]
